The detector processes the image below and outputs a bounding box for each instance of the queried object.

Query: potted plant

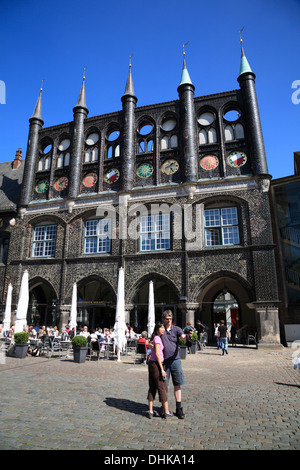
[179,337,187,360]
[190,332,198,354]
[72,335,88,363]
[14,332,29,359]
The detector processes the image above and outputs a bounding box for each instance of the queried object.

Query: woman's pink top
[150,335,164,363]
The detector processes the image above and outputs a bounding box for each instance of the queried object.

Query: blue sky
[0,0,299,179]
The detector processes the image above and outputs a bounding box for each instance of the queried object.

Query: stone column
[178,302,198,327]
[58,305,71,331]
[254,303,282,347]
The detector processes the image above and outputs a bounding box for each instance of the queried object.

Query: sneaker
[161,411,173,419]
[146,411,153,419]
[175,407,185,419]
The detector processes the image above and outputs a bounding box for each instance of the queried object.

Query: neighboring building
[271,151,300,344]
[0,45,282,346]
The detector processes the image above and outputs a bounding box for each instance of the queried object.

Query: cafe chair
[134,342,148,365]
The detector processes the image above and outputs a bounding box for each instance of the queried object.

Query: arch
[191,270,256,341]
[67,274,117,331]
[28,276,59,327]
[126,272,180,305]
[29,213,66,227]
[127,272,181,332]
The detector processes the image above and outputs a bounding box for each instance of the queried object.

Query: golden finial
[83,66,87,80]
[239,26,245,44]
[129,54,134,68]
[183,41,190,57]
[40,79,44,92]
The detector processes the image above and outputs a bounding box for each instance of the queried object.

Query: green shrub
[191,332,198,341]
[14,332,29,343]
[179,337,186,346]
[72,335,88,347]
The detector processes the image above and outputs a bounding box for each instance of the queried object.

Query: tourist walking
[218,320,230,355]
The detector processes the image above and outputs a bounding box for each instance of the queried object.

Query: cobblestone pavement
[0,344,299,452]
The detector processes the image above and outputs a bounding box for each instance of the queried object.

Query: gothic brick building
[0,45,282,345]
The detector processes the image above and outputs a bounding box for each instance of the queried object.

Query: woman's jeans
[220,337,228,354]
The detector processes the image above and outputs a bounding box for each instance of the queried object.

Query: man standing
[161,309,186,419]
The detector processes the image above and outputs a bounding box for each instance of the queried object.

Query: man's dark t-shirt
[161,325,184,361]
[218,325,227,338]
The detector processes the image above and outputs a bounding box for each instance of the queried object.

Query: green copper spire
[239,46,253,76]
[179,41,193,86]
[238,27,253,76]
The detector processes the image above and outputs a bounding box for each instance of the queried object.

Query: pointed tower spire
[239,27,253,76]
[74,67,88,110]
[179,41,193,86]
[30,80,44,123]
[123,54,136,98]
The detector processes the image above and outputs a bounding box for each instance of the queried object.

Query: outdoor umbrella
[15,270,29,333]
[69,282,78,333]
[3,283,12,333]
[113,267,127,361]
[147,280,155,338]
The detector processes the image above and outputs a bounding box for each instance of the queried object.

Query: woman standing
[147,322,172,419]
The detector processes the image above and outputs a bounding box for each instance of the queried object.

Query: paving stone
[0,345,299,452]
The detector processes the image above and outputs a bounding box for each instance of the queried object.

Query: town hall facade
[0,45,282,345]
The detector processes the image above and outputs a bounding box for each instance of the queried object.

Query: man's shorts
[164,358,185,387]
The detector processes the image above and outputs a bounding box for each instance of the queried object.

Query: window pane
[221,208,238,226]
[141,215,154,233]
[32,241,44,257]
[86,220,98,236]
[44,241,55,256]
[141,233,155,251]
[205,228,221,246]
[45,225,57,240]
[204,209,220,227]
[85,237,97,253]
[223,226,239,245]
[98,236,110,253]
[156,232,170,250]
[34,226,45,241]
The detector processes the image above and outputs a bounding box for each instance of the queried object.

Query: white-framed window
[84,219,111,254]
[32,225,57,257]
[204,207,240,246]
[140,214,170,251]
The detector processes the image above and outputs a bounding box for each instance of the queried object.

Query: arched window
[170,135,178,148]
[208,128,217,143]
[38,158,45,172]
[235,123,244,139]
[224,125,234,141]
[161,136,169,150]
[199,130,208,145]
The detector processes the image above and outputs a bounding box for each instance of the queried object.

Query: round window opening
[224,109,241,121]
[107,130,120,141]
[43,144,52,154]
[198,112,215,126]
[138,123,153,135]
[161,119,176,131]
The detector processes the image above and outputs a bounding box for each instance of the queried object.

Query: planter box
[179,346,187,360]
[190,342,197,354]
[73,346,88,363]
[15,343,29,359]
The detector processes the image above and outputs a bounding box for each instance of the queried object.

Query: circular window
[86,133,99,146]
[43,144,52,154]
[198,112,215,126]
[224,109,241,121]
[161,119,176,131]
[138,123,153,135]
[58,139,70,151]
[107,130,120,141]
